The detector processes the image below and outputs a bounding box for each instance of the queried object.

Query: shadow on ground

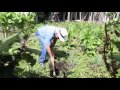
[0,47,41,78]
[54,48,69,61]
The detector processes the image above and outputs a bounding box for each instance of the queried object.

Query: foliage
[104,19,120,78]
[0,21,113,78]
[0,12,36,38]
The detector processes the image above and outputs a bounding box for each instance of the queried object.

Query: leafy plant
[0,21,113,78]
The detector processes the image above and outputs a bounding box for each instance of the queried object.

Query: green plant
[1,21,113,78]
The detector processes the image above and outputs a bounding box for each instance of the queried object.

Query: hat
[57,28,68,42]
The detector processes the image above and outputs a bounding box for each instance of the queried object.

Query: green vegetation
[1,12,120,78]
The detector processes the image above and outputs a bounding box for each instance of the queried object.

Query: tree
[67,12,70,21]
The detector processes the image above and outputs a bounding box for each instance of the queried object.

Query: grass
[0,22,114,78]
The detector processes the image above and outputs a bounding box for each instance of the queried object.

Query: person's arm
[46,45,56,76]
[51,38,58,48]
[46,45,53,58]
[50,38,58,59]
[46,45,54,65]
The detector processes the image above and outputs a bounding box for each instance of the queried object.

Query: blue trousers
[35,32,47,63]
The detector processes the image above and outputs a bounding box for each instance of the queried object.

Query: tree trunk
[63,12,66,21]
[104,12,107,23]
[75,12,77,20]
[93,12,97,22]
[83,12,88,21]
[89,12,93,21]
[102,12,106,23]
[98,12,102,24]
[70,12,73,20]
[105,12,109,23]
[79,12,82,21]
[67,12,70,21]
[116,12,120,20]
